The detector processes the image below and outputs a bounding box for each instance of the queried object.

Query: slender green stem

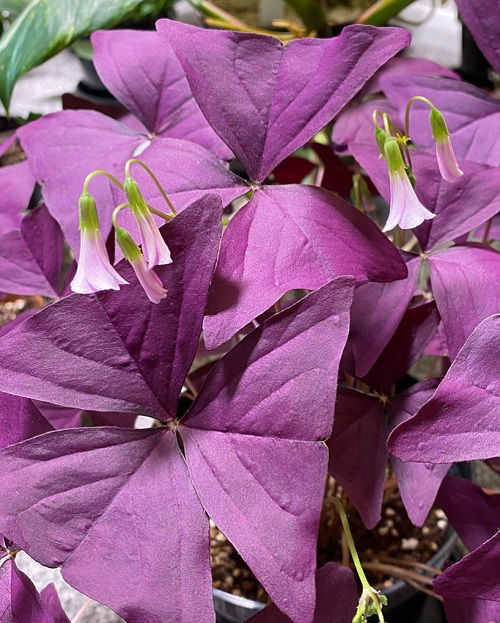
[332,498,370,589]
[382,113,391,135]
[372,109,386,131]
[83,171,124,194]
[404,95,434,139]
[125,159,177,215]
[112,203,129,229]
[147,204,175,221]
[482,217,493,244]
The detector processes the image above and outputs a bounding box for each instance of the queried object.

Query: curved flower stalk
[115,225,167,304]
[382,138,435,231]
[70,191,128,295]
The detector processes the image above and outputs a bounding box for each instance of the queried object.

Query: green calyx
[429,106,449,143]
[384,137,406,174]
[124,175,149,218]
[78,191,100,231]
[375,126,388,157]
[115,226,142,263]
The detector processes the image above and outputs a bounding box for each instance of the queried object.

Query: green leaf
[0,0,145,111]
[282,0,328,34]
[356,0,416,26]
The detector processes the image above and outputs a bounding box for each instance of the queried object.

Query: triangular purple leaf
[388,315,500,463]
[455,0,500,74]
[442,593,500,623]
[0,392,52,450]
[39,585,70,623]
[387,380,449,526]
[327,389,386,529]
[204,184,407,349]
[0,195,223,418]
[429,245,500,359]
[182,278,355,623]
[91,29,231,158]
[157,19,410,182]
[246,563,358,623]
[0,160,35,232]
[0,559,54,623]
[436,476,500,551]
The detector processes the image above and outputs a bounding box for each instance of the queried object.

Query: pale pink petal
[131,256,167,304]
[135,211,172,268]
[436,139,464,183]
[383,171,435,231]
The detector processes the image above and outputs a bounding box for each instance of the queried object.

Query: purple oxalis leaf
[39,585,70,623]
[442,594,500,623]
[433,531,500,602]
[18,111,244,253]
[0,277,355,623]
[0,195,223,417]
[0,204,64,298]
[388,314,500,463]
[381,75,500,167]
[182,277,355,622]
[347,254,420,378]
[387,380,449,527]
[204,185,407,349]
[91,29,231,158]
[246,563,358,623]
[454,0,500,74]
[0,558,57,623]
[327,389,386,529]
[0,392,52,450]
[428,245,500,359]
[157,19,410,182]
[436,476,500,551]
[350,143,500,252]
[0,160,35,232]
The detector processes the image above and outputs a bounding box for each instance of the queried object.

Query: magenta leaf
[0,160,35,232]
[18,112,244,254]
[442,594,500,623]
[157,19,410,182]
[246,563,358,623]
[436,476,500,551]
[387,380,449,526]
[433,531,500,602]
[0,392,52,450]
[429,245,500,359]
[455,0,500,74]
[204,185,407,349]
[327,389,386,529]
[347,255,420,378]
[91,29,231,158]
[381,75,500,167]
[0,428,214,623]
[350,143,500,252]
[388,315,500,463]
[0,195,223,418]
[0,558,55,623]
[182,278,355,623]
[0,204,64,298]
[39,585,70,623]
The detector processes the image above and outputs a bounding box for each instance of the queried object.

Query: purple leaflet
[33,403,83,429]
[0,278,355,623]
[428,245,500,359]
[387,380,449,527]
[436,476,500,552]
[91,29,231,158]
[0,160,35,232]
[433,531,500,602]
[0,195,223,418]
[350,142,500,252]
[347,254,420,378]
[157,19,410,182]
[246,563,358,623]
[0,428,215,623]
[327,389,386,529]
[182,278,355,623]
[204,184,407,349]
[442,594,500,623]
[388,315,500,463]
[39,585,70,623]
[362,300,440,393]
[0,204,64,298]
[454,0,500,74]
[0,393,52,450]
[0,558,55,623]
[381,75,500,167]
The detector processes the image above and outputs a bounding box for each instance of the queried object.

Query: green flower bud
[115,226,142,263]
[383,137,406,174]
[375,126,388,157]
[124,175,149,217]
[429,106,449,143]
[78,191,100,231]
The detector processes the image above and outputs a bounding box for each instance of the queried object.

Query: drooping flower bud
[71,192,128,295]
[429,107,463,183]
[124,176,172,268]
[375,125,388,157]
[115,226,167,304]
[383,138,435,232]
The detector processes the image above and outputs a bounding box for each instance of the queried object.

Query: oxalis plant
[0,11,499,623]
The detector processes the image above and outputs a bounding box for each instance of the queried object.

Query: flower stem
[332,498,370,589]
[125,159,177,215]
[404,95,434,139]
[83,171,124,194]
[112,203,129,229]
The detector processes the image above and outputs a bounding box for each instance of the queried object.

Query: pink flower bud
[435,136,464,183]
